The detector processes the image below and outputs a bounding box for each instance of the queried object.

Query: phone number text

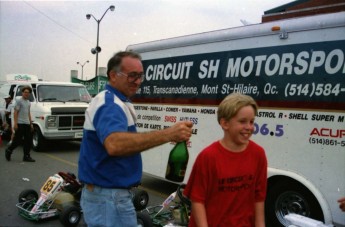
[285,83,344,97]
[309,137,345,147]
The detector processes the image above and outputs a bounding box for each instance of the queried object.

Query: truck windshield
[37,85,91,103]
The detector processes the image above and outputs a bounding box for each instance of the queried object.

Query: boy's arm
[191,201,208,227]
[255,201,265,227]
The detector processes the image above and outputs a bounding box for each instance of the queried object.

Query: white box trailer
[127,11,345,227]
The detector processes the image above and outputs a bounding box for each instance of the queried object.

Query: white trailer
[127,11,345,227]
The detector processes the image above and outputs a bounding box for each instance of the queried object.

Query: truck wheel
[132,188,149,211]
[32,126,45,152]
[265,179,324,227]
[137,212,153,227]
[59,204,81,227]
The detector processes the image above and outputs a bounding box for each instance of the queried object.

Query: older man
[78,51,193,227]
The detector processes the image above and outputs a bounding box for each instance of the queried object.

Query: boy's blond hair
[217,93,258,123]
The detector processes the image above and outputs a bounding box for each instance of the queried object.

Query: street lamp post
[77,60,89,80]
[86,5,115,78]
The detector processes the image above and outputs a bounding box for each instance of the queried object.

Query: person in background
[0,95,12,130]
[184,93,267,227]
[78,51,193,227]
[5,86,35,162]
[338,197,345,212]
[6,95,16,145]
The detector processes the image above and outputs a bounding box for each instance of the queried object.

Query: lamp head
[91,46,102,54]
[77,62,80,65]
[110,5,115,11]
[86,14,91,20]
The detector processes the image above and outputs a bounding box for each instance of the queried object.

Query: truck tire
[32,126,45,152]
[59,204,81,227]
[265,179,324,227]
[132,188,149,211]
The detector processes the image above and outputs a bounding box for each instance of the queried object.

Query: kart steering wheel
[58,172,81,188]
[177,184,191,207]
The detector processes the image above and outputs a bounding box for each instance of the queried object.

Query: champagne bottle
[165,141,189,182]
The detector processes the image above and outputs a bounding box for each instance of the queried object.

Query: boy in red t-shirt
[184,93,267,227]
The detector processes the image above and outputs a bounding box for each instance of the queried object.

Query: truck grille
[58,115,85,130]
[51,107,87,130]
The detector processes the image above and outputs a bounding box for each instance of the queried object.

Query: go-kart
[16,171,151,227]
[16,172,83,227]
[138,184,191,227]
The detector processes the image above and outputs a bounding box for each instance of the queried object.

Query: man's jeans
[81,185,137,227]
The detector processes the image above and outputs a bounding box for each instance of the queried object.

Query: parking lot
[0,140,178,226]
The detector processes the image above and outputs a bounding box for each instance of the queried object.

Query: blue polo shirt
[78,84,142,188]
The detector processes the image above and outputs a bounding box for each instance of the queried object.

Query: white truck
[127,11,345,227]
[0,74,91,151]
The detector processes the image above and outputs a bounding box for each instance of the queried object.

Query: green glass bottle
[165,141,189,182]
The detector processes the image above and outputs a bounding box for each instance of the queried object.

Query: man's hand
[338,197,345,212]
[166,121,193,142]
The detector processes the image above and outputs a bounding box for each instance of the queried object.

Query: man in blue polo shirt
[78,51,193,227]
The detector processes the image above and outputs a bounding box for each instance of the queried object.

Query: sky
[0,0,293,82]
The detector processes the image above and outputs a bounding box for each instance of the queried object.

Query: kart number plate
[40,177,59,194]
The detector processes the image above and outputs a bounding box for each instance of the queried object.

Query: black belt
[84,183,139,192]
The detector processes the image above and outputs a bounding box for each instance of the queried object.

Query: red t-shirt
[184,140,267,227]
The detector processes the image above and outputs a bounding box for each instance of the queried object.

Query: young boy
[184,93,267,227]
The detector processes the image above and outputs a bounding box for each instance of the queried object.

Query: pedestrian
[183,93,267,227]
[6,95,16,145]
[0,95,12,130]
[78,51,193,227]
[4,95,13,125]
[5,86,35,162]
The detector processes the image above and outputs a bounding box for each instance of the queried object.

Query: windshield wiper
[41,98,65,103]
[41,98,56,101]
[67,98,91,103]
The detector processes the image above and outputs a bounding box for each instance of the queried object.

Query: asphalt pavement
[0,140,178,227]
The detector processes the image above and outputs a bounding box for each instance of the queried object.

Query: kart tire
[18,189,39,209]
[59,204,81,227]
[18,189,38,203]
[132,188,149,211]
[137,212,153,227]
[265,179,324,227]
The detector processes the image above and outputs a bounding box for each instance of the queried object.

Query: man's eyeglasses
[118,72,145,83]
